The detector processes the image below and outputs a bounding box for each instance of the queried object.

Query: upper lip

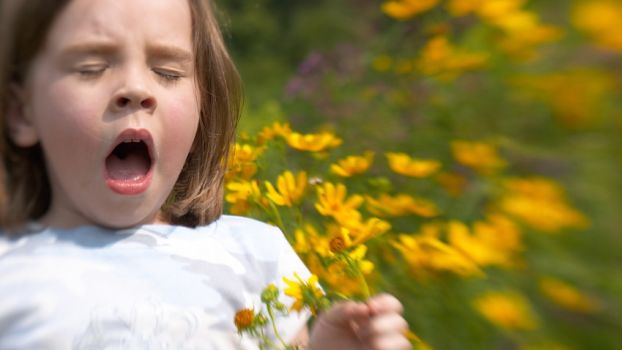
[106,128,155,161]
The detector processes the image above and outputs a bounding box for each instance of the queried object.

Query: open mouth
[106,140,151,180]
[104,129,154,195]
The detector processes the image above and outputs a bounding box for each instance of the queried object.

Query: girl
[0,0,411,349]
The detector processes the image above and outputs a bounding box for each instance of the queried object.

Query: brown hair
[0,0,242,230]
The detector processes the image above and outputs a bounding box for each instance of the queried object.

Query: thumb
[319,300,371,328]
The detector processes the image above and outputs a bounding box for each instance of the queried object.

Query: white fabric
[0,215,311,349]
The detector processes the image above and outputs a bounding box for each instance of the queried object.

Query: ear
[5,83,39,147]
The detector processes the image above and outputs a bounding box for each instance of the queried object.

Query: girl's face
[14,0,200,228]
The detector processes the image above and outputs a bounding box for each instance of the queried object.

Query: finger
[367,293,404,315]
[319,300,371,328]
[369,334,413,350]
[358,313,409,339]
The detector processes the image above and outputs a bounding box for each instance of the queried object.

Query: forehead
[43,0,193,53]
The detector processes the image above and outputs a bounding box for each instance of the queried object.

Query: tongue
[106,152,150,181]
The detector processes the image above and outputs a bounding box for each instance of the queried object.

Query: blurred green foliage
[218,0,622,348]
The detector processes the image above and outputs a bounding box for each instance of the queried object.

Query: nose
[114,93,156,111]
[109,70,157,114]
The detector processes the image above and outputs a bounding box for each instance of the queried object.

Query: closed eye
[154,69,182,82]
[77,65,108,77]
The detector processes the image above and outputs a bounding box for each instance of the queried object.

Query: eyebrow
[147,44,194,63]
[59,41,119,58]
[58,42,193,63]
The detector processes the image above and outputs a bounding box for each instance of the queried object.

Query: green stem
[259,326,280,350]
[293,206,304,228]
[268,201,285,231]
[345,254,371,300]
[267,304,289,349]
[356,268,371,300]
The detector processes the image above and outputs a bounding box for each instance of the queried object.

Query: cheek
[165,87,200,137]
[32,83,104,152]
[160,92,201,160]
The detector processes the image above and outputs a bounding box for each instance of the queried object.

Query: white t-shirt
[0,215,311,349]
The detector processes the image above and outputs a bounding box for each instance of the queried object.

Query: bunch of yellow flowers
[225,121,591,348]
[225,2,613,347]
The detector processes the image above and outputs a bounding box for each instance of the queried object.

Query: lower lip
[105,171,153,195]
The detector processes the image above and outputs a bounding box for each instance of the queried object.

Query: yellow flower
[321,245,375,297]
[285,131,342,152]
[330,151,374,177]
[386,152,441,177]
[226,143,264,180]
[476,0,524,19]
[573,1,622,52]
[451,140,506,175]
[475,1,561,59]
[225,180,261,203]
[512,71,611,128]
[304,252,371,301]
[329,217,392,247]
[292,224,325,255]
[494,14,561,59]
[264,171,307,207]
[225,180,263,215]
[328,229,352,254]
[539,277,600,313]
[417,35,489,79]
[232,143,263,163]
[257,121,292,144]
[349,217,392,246]
[282,273,324,314]
[233,308,255,331]
[294,224,364,259]
[499,177,589,233]
[473,291,538,330]
[381,0,439,20]
[448,216,522,268]
[393,231,482,278]
[315,182,364,220]
[349,245,375,275]
[366,193,439,218]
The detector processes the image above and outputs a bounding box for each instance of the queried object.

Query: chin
[91,209,161,229]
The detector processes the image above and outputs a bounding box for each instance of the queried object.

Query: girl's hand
[308,293,411,350]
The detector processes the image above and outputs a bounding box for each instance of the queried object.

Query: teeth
[122,138,141,143]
